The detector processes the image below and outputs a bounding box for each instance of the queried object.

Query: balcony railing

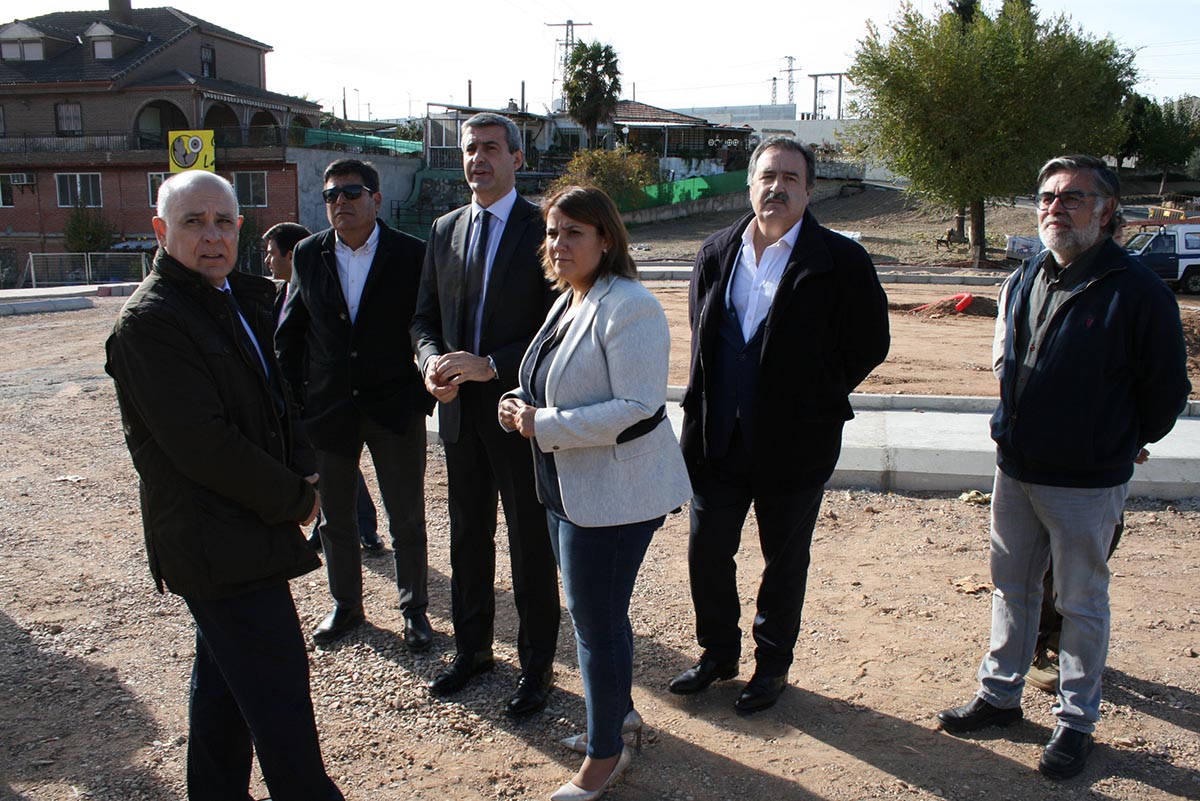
[0,125,306,155]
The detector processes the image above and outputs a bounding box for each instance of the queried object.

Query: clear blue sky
[16,0,1199,120]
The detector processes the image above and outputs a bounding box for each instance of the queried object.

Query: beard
[1040,211,1103,265]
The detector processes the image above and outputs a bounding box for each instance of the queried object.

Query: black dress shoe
[403,613,434,652]
[312,605,365,645]
[429,651,494,697]
[306,528,322,552]
[359,528,384,553]
[936,696,1023,733]
[734,672,787,713]
[1039,725,1094,780]
[668,656,739,695]
[506,667,553,718]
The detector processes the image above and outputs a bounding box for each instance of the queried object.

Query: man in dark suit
[264,222,383,554]
[106,170,342,799]
[411,112,559,717]
[672,136,890,713]
[276,158,434,649]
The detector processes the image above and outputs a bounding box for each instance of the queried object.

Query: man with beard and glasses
[937,155,1190,780]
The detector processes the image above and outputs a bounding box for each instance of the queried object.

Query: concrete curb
[0,297,94,316]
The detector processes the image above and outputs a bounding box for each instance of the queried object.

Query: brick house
[0,0,321,283]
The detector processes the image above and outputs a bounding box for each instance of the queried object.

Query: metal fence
[23,252,148,288]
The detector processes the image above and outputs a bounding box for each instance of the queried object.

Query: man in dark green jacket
[105,170,342,801]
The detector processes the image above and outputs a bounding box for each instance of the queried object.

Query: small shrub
[549,147,658,211]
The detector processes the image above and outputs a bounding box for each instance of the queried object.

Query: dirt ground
[2,191,1198,801]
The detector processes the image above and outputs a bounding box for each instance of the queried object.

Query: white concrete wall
[287,149,422,233]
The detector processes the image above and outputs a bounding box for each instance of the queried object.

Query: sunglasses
[322,184,372,203]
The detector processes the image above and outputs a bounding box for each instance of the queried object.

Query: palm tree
[563,41,622,149]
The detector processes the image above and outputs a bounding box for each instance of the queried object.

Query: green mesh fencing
[636,170,748,209]
[303,129,423,155]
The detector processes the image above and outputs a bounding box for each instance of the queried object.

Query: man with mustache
[673,136,890,713]
[937,155,1190,780]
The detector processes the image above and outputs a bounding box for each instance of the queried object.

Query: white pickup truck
[1123,223,1200,294]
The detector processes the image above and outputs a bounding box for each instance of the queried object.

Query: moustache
[764,191,788,204]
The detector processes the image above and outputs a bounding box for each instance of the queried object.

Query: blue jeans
[547,510,662,759]
[977,469,1127,733]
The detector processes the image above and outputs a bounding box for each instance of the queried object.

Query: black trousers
[688,426,825,677]
[443,388,559,673]
[185,584,342,801]
[316,412,427,615]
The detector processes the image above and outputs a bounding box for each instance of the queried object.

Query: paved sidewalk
[4,282,1195,499]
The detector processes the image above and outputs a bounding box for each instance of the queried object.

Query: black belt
[616,405,666,444]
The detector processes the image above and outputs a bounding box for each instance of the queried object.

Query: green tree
[549,146,657,210]
[63,203,116,254]
[563,41,622,149]
[392,118,424,142]
[1137,96,1200,193]
[848,3,1134,255]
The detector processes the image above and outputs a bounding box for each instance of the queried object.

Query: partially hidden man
[673,136,890,714]
[105,170,342,800]
[276,158,435,649]
[937,155,1190,780]
[411,112,560,716]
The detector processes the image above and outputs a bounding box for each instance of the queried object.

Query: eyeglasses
[1033,190,1103,210]
[322,184,371,203]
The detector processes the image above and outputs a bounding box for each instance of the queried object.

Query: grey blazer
[503,274,692,527]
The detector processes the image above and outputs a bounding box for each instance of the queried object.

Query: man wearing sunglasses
[412,113,559,717]
[277,158,436,650]
[937,155,1190,780]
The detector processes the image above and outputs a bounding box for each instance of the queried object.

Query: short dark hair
[461,112,522,154]
[262,222,311,257]
[323,158,380,193]
[747,136,816,191]
[1036,154,1123,237]
[541,185,637,291]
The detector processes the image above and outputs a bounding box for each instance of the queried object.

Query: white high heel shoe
[559,709,644,754]
[549,746,632,801]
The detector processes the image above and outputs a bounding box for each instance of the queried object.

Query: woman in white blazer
[499,186,691,801]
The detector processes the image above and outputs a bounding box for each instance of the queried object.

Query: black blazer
[410,195,556,442]
[276,220,433,455]
[681,209,890,490]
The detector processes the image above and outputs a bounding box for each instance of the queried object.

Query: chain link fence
[23,253,148,288]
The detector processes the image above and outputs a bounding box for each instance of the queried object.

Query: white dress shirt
[334,221,380,324]
[726,217,803,342]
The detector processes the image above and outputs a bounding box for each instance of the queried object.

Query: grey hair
[156,170,239,219]
[747,136,816,190]
[461,112,523,154]
[1036,155,1122,237]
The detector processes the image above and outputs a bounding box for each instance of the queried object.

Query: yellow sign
[168,130,216,173]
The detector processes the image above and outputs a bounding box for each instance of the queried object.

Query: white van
[1123,223,1200,294]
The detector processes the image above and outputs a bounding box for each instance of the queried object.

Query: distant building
[0,1,418,283]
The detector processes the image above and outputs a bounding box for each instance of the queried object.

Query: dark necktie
[222,288,267,378]
[463,209,490,351]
